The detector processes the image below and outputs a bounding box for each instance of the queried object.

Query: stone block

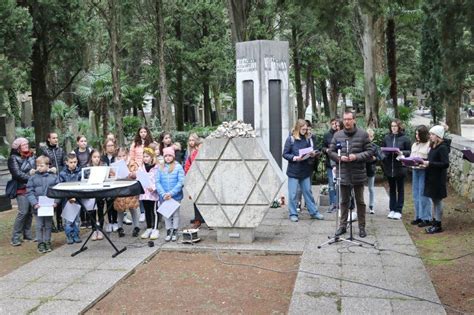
[319,194,330,206]
[216,227,255,243]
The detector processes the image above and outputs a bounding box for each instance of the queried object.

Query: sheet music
[87,166,109,184]
[157,199,180,219]
[137,169,151,190]
[62,202,81,222]
[81,198,97,211]
[37,196,55,217]
[111,160,129,179]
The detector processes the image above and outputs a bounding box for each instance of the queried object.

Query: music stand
[47,180,143,258]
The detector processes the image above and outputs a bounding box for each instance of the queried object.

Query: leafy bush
[398,105,414,123]
[123,116,143,141]
[15,127,35,146]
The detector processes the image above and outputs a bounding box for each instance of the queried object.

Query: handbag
[6,180,18,199]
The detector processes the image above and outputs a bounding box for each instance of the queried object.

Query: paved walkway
[0,187,445,314]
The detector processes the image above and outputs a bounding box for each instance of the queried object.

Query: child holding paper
[156,147,185,242]
[86,150,105,241]
[59,153,83,244]
[113,147,141,237]
[26,156,58,253]
[139,148,160,240]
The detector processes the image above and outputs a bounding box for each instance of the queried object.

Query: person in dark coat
[39,132,65,232]
[381,119,411,220]
[8,137,36,246]
[422,125,450,234]
[322,118,339,212]
[329,111,374,238]
[283,119,324,222]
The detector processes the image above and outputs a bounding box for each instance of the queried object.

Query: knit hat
[11,137,28,150]
[143,147,155,158]
[429,125,445,139]
[163,147,175,157]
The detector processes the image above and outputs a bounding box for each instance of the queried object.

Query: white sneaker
[91,231,98,241]
[369,209,375,214]
[387,211,395,219]
[123,214,132,225]
[141,228,152,239]
[393,212,402,220]
[139,213,145,223]
[150,229,159,240]
[171,230,177,242]
[104,223,112,233]
[112,223,119,232]
[97,231,104,240]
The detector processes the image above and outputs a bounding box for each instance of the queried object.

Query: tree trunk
[203,76,211,126]
[174,18,184,131]
[291,25,304,119]
[155,0,172,131]
[305,64,311,109]
[358,7,379,127]
[310,75,320,119]
[386,17,398,118]
[226,0,250,43]
[319,80,330,117]
[30,33,51,149]
[109,0,124,146]
[329,77,339,119]
[212,83,221,125]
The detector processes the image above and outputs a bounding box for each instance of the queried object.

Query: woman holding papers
[138,148,160,240]
[282,119,324,222]
[409,125,432,227]
[156,147,185,242]
[381,119,411,220]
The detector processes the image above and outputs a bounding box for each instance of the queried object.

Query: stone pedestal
[216,227,255,243]
[319,194,330,206]
[185,137,285,243]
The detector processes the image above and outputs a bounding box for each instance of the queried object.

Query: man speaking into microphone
[328,111,374,238]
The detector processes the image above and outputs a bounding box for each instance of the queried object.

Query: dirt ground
[387,180,474,315]
[87,251,300,315]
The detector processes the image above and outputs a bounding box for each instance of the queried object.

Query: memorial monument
[236,40,291,170]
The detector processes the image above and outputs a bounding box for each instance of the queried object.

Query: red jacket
[184,149,199,174]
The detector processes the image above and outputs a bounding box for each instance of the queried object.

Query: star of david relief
[184,137,285,228]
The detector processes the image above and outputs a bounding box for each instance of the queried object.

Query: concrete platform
[0,186,445,314]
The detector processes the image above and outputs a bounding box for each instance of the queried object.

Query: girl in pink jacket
[139,147,160,240]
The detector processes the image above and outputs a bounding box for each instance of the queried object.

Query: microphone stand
[318,146,360,249]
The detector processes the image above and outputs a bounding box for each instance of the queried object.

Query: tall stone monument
[236,40,291,170]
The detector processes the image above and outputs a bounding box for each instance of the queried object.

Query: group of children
[25,128,202,253]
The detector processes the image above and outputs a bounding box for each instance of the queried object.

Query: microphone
[346,140,350,157]
[336,141,342,157]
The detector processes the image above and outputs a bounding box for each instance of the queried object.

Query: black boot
[51,222,58,233]
[425,221,443,234]
[57,221,64,232]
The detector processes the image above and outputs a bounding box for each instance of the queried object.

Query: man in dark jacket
[328,111,374,238]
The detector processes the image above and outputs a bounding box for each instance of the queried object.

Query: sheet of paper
[62,202,81,222]
[157,198,180,219]
[298,147,313,157]
[137,169,151,190]
[87,166,109,184]
[39,196,54,207]
[38,206,54,217]
[110,160,129,179]
[81,198,97,211]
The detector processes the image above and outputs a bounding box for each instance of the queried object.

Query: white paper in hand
[62,202,81,222]
[157,199,180,219]
[111,160,129,179]
[137,169,151,190]
[81,198,97,211]
[37,196,54,217]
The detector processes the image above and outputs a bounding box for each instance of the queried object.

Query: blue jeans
[367,176,375,209]
[326,168,336,206]
[288,177,319,217]
[412,169,432,221]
